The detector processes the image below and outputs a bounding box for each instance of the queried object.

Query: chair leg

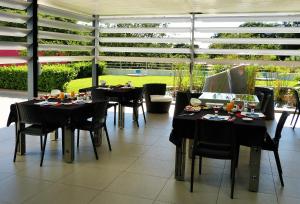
[292,112,299,129]
[104,124,112,151]
[199,156,202,175]
[40,135,43,151]
[290,108,297,125]
[114,105,117,126]
[274,151,284,187]
[62,128,65,155]
[133,107,139,127]
[141,104,146,123]
[230,159,236,199]
[40,134,48,167]
[190,154,196,192]
[235,146,240,168]
[77,129,80,148]
[13,131,20,162]
[89,131,99,160]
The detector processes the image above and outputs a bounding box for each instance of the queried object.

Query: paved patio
[0,91,300,204]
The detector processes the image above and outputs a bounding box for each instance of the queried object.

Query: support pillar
[92,15,100,87]
[27,0,38,99]
[189,13,195,92]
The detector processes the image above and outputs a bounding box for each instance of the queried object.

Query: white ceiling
[38,0,300,16]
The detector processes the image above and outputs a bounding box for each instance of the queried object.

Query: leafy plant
[245,65,257,94]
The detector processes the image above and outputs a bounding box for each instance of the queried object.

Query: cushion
[150,95,172,102]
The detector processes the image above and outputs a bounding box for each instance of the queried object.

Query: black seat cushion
[21,124,58,135]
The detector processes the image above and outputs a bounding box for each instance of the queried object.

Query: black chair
[74,100,111,159]
[143,83,172,113]
[261,93,272,115]
[92,88,118,125]
[13,103,62,166]
[262,111,289,186]
[81,87,118,126]
[290,89,300,129]
[120,87,146,127]
[191,119,237,199]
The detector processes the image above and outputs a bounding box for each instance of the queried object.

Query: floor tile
[106,172,167,199]
[59,166,121,190]
[23,183,99,204]
[89,191,153,204]
[0,175,53,204]
[127,157,174,178]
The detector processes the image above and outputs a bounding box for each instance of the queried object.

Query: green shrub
[0,65,27,90]
[70,61,106,79]
[39,64,77,91]
[0,64,76,91]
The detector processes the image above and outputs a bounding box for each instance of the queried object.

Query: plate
[242,117,253,122]
[62,102,73,105]
[184,105,201,112]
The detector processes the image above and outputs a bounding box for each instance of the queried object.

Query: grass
[67,74,299,93]
[67,75,175,92]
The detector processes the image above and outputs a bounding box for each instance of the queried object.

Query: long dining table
[7,99,95,163]
[169,108,266,192]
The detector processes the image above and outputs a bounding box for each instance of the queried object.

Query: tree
[208,22,300,61]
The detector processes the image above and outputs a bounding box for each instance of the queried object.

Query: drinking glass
[248,103,256,115]
[213,105,220,118]
[44,95,49,102]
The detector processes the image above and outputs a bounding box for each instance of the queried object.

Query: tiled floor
[0,93,300,203]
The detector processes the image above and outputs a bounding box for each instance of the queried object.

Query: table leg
[118,105,125,128]
[188,139,193,159]
[63,125,74,163]
[249,146,261,192]
[94,127,103,146]
[16,122,26,155]
[175,138,186,181]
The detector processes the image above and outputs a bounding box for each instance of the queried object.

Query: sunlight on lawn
[67,75,175,92]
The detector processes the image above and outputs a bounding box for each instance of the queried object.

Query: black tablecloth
[169,109,266,147]
[7,100,95,127]
[96,87,137,102]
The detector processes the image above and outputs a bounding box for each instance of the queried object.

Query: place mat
[240,112,265,118]
[35,101,58,106]
[202,114,230,121]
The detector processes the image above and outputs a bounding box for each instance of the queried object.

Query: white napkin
[203,114,229,121]
[241,112,265,118]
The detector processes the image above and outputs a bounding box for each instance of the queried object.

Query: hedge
[70,61,106,79]
[0,64,77,92]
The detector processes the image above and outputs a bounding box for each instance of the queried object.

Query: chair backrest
[173,92,202,116]
[194,119,236,158]
[92,100,108,125]
[124,87,144,102]
[143,83,166,96]
[16,102,66,127]
[15,103,43,125]
[292,89,300,109]
[261,93,271,114]
[79,86,97,93]
[274,111,289,143]
[91,88,110,101]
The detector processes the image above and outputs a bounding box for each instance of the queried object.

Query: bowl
[190,98,201,107]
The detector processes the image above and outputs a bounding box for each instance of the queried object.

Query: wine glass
[44,94,49,102]
[213,105,221,118]
[248,102,256,115]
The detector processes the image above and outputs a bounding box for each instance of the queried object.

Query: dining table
[169,108,266,192]
[7,99,95,163]
[94,86,138,128]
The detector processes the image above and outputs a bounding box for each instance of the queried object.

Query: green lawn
[67,74,299,93]
[67,75,175,92]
